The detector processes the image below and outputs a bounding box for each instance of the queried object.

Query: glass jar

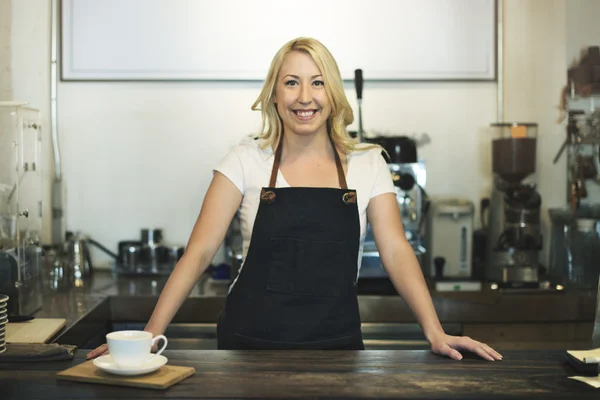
[564,218,600,289]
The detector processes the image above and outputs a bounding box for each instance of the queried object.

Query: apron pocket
[266,237,351,297]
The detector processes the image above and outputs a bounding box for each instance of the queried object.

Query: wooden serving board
[6,318,66,343]
[56,360,195,390]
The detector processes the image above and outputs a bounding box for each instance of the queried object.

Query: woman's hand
[86,343,108,360]
[429,333,503,361]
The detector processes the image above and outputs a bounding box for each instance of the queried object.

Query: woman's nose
[298,84,312,104]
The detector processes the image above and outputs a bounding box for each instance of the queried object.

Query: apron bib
[217,135,363,350]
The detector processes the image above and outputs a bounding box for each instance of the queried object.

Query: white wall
[567,0,600,65]
[0,0,11,100]
[6,0,592,271]
[57,79,499,268]
[9,0,52,245]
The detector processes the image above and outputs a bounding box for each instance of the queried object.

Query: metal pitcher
[65,231,93,283]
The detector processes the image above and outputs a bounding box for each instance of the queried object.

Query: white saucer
[93,354,168,376]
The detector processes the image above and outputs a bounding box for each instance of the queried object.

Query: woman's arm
[367,193,502,361]
[87,171,242,358]
[143,171,243,336]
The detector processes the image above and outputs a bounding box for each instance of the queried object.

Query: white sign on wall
[61,0,496,81]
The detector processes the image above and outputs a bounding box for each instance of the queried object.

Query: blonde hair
[251,37,365,155]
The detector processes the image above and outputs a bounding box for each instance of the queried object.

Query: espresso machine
[351,70,430,290]
[485,123,545,287]
[359,136,429,280]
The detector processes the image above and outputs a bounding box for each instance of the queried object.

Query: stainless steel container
[127,245,141,272]
[65,231,93,285]
[427,198,474,278]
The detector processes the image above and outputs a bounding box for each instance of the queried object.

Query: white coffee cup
[106,330,168,369]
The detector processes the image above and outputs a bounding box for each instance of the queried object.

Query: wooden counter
[33,272,598,352]
[1,349,597,399]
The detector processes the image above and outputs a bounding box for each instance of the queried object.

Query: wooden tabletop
[0,349,597,399]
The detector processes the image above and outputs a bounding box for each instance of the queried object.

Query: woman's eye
[285,80,298,86]
[313,80,324,86]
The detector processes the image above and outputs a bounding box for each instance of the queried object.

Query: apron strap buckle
[261,189,276,204]
[342,191,357,205]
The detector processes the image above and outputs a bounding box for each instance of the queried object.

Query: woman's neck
[279,130,333,161]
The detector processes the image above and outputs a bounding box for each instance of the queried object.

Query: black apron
[217,135,364,350]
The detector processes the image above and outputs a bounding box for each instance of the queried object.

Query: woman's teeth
[294,110,316,118]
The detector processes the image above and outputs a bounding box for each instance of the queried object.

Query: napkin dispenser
[0,247,43,316]
[566,349,600,376]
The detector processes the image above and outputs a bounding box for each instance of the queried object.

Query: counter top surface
[33,271,230,329]
[6,273,596,398]
[33,271,598,332]
[0,349,596,399]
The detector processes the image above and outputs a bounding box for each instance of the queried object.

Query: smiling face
[273,50,332,138]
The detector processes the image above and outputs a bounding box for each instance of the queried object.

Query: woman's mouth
[292,109,318,121]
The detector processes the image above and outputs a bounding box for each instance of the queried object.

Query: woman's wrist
[423,324,446,344]
[143,324,163,337]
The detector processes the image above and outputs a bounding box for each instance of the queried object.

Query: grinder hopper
[491,122,538,183]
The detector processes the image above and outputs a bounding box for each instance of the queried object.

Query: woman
[88,37,501,360]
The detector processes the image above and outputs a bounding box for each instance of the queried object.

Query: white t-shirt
[214,135,395,275]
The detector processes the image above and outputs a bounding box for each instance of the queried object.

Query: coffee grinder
[485,123,545,287]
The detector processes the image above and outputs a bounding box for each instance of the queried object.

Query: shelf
[567,94,600,112]
[579,136,600,145]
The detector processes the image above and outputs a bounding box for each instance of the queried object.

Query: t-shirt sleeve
[370,149,395,199]
[214,146,245,194]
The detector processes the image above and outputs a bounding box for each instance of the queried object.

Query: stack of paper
[567,348,600,364]
[568,376,600,388]
[567,348,600,388]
